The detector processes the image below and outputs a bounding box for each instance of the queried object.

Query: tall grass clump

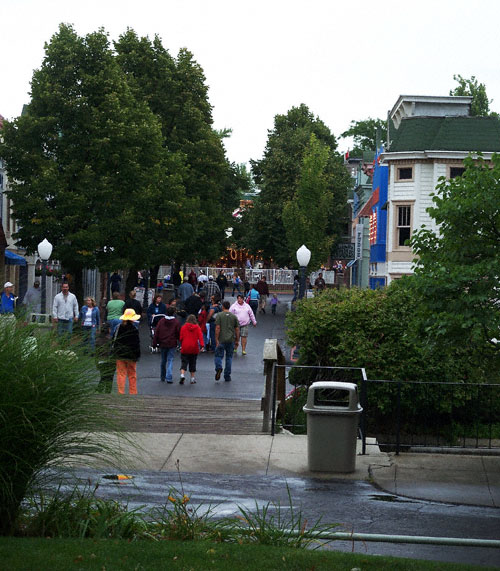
[0,316,121,535]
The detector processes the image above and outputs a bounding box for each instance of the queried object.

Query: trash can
[303,381,362,473]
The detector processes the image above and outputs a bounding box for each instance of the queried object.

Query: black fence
[275,365,500,454]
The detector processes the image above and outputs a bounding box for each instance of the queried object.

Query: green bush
[285,282,500,432]
[0,317,122,535]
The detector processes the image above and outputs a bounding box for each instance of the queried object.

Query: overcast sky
[2,0,500,165]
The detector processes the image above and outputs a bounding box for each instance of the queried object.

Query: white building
[381,95,500,284]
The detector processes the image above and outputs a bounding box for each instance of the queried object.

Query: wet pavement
[54,466,500,568]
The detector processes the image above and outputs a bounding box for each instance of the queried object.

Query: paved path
[134,293,291,400]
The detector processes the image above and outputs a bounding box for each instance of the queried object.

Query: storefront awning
[5,250,27,266]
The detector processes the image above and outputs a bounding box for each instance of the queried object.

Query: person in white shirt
[52,282,79,338]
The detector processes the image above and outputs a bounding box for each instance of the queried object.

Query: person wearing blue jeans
[160,346,177,383]
[214,300,240,382]
[79,296,100,353]
[152,306,181,383]
[52,282,79,339]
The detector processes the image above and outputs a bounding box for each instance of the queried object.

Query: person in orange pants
[113,308,141,394]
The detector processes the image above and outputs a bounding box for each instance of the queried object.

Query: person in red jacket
[153,306,181,383]
[179,314,204,384]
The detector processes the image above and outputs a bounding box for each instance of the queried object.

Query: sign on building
[355,224,364,261]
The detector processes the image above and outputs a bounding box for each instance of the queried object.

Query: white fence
[158,266,336,287]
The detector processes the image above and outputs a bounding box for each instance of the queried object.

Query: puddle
[369,494,416,503]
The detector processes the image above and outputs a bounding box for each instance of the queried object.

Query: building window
[397,205,411,246]
[396,166,413,181]
[449,166,466,179]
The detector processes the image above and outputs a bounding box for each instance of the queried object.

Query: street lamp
[37,238,53,323]
[296,244,311,300]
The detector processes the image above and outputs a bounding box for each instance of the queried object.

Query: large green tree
[114,30,239,264]
[410,154,500,363]
[0,24,187,283]
[282,134,334,266]
[246,104,350,266]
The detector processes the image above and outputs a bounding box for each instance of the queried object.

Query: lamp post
[37,238,53,323]
[296,244,311,300]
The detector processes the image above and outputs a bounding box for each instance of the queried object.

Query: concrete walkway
[95,431,500,509]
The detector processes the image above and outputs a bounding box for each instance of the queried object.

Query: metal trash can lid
[303,381,362,413]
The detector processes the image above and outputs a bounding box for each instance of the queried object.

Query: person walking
[171,269,182,297]
[123,290,143,328]
[146,294,167,325]
[179,314,204,384]
[106,291,125,336]
[79,296,100,353]
[22,280,41,317]
[202,275,221,300]
[216,270,228,300]
[230,294,256,355]
[184,291,203,317]
[207,294,222,351]
[231,273,242,296]
[197,270,208,292]
[153,306,181,383]
[247,284,260,317]
[178,277,194,305]
[52,282,79,337]
[0,281,17,314]
[109,271,122,294]
[113,308,141,394]
[214,300,240,382]
[270,293,279,315]
[187,269,197,288]
[256,275,270,314]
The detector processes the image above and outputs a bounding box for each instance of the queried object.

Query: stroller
[149,314,166,353]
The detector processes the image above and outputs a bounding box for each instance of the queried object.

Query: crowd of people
[1,269,290,395]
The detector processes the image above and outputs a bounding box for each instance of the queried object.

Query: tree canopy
[243,104,350,267]
[0,24,238,279]
[449,74,498,117]
[409,154,500,360]
[340,117,387,157]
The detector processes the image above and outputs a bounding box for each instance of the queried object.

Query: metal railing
[158,266,338,287]
[270,363,500,454]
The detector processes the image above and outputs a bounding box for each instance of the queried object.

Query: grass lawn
[0,537,494,570]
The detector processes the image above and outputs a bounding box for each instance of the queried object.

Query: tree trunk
[125,268,138,296]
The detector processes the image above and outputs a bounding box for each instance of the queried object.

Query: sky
[2,0,500,166]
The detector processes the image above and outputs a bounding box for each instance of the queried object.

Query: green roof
[388,116,500,152]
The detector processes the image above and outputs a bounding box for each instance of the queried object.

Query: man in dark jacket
[184,292,203,317]
[216,270,228,299]
[255,276,270,314]
[153,307,181,383]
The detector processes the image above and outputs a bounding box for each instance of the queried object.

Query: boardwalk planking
[95,395,266,435]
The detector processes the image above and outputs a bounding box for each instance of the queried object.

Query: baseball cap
[4,282,13,288]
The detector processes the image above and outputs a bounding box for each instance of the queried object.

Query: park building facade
[352,95,500,287]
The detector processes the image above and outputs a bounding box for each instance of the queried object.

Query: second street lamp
[37,238,53,323]
[296,244,311,300]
